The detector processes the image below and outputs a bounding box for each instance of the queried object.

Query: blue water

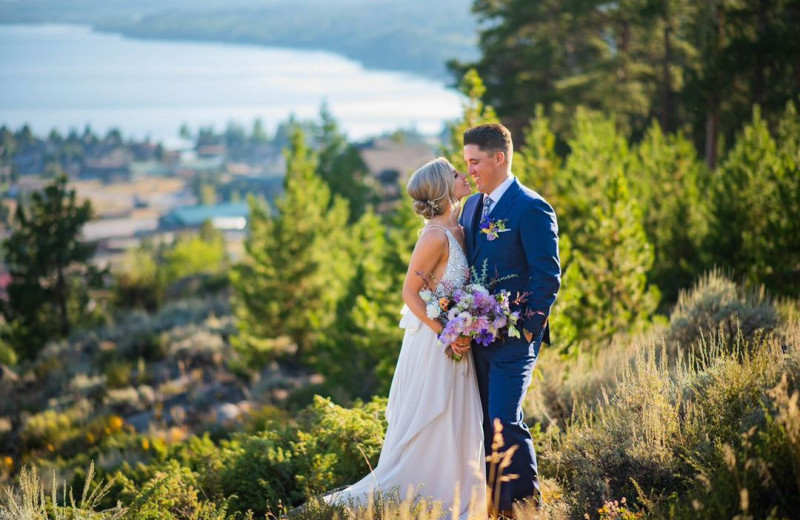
[0,24,463,145]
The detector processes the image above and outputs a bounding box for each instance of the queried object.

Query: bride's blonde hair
[407,157,459,220]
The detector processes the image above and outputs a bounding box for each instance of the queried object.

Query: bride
[323,157,486,519]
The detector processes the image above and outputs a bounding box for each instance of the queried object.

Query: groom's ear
[494,150,506,167]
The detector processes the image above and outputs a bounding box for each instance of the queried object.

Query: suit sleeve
[519,198,561,340]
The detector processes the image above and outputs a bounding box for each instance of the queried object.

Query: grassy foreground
[1,270,798,519]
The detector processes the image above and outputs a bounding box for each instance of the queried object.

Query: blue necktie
[482,196,494,221]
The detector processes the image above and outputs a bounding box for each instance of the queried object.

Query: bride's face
[452,169,472,200]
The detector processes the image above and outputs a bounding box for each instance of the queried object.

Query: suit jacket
[459,178,561,345]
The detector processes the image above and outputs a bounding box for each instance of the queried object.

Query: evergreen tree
[230,124,352,365]
[440,68,500,168]
[315,103,376,222]
[558,108,631,247]
[316,211,405,399]
[561,173,660,350]
[706,104,800,295]
[1,175,105,359]
[630,122,709,301]
[251,117,269,144]
[0,126,17,183]
[515,105,563,207]
[461,0,800,163]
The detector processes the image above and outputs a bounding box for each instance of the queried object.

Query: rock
[213,402,241,424]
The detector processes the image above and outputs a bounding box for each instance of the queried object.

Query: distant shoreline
[0,12,476,82]
[0,23,464,143]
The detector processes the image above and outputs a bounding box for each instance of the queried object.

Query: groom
[455,123,561,514]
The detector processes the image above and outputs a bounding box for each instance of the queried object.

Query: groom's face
[464,144,502,193]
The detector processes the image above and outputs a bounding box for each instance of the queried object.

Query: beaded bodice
[423,226,469,293]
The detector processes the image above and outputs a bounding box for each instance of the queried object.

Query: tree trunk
[662,21,674,131]
[56,262,70,337]
[705,104,719,169]
[293,332,306,366]
[705,1,724,170]
[752,0,769,105]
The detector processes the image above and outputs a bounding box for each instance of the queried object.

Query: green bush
[113,247,166,312]
[105,361,133,389]
[291,395,387,495]
[120,461,228,520]
[20,399,92,452]
[161,226,228,286]
[552,312,799,518]
[220,395,387,517]
[667,269,779,351]
[0,339,18,366]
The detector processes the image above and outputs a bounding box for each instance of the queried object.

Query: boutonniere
[480,216,510,241]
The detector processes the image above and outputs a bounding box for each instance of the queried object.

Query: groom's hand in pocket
[451,336,472,356]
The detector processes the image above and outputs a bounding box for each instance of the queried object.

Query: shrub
[0,340,17,366]
[219,429,296,516]
[219,395,387,517]
[105,361,133,389]
[667,269,779,351]
[552,314,799,518]
[119,461,228,520]
[113,246,165,312]
[291,395,388,496]
[20,399,93,452]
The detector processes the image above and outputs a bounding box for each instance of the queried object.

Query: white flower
[426,302,441,319]
[467,284,490,295]
[419,289,433,302]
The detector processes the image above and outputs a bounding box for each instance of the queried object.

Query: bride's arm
[402,229,447,334]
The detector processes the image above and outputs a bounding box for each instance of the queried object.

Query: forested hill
[0,0,478,79]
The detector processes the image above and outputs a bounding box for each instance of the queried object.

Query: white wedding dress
[324,226,487,519]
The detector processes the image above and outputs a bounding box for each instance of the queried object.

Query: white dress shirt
[484,175,515,214]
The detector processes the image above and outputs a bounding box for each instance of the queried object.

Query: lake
[0,24,464,146]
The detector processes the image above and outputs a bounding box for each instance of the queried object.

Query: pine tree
[440,69,500,168]
[559,108,631,247]
[562,173,660,349]
[315,103,376,222]
[630,122,709,301]
[515,105,563,206]
[230,124,352,365]
[706,104,800,295]
[1,175,105,359]
[316,211,405,398]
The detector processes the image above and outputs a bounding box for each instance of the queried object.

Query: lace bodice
[423,226,469,292]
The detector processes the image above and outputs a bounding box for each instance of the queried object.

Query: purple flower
[492,315,508,330]
[475,329,495,346]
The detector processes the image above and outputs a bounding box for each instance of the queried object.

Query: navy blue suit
[459,177,561,509]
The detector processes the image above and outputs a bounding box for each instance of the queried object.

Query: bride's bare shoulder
[415,226,448,250]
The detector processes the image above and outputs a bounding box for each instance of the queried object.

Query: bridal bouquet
[419,262,526,361]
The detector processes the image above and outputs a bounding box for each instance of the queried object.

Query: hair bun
[412,199,438,220]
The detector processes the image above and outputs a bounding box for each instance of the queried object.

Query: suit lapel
[472,179,522,261]
[488,179,522,223]
[463,194,481,260]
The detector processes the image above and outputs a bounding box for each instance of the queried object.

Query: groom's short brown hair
[463,123,513,161]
